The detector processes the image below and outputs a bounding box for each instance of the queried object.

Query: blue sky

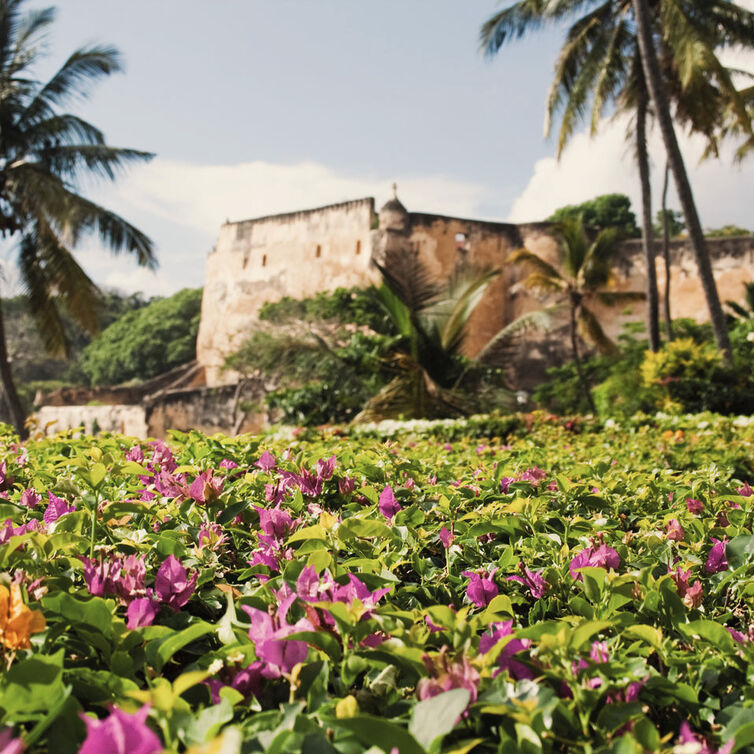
[4,0,752,296]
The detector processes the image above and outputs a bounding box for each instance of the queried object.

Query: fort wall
[197,198,378,384]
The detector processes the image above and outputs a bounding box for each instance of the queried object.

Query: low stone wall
[35,405,148,438]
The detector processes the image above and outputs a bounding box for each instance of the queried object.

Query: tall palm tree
[481,0,754,359]
[508,215,645,412]
[0,0,155,437]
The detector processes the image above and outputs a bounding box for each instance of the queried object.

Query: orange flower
[0,583,46,650]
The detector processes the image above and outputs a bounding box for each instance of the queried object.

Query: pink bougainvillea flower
[43,492,75,526]
[338,476,356,495]
[705,538,729,574]
[0,727,24,754]
[569,544,620,580]
[188,469,224,504]
[206,660,270,703]
[507,563,548,599]
[79,704,162,754]
[669,566,703,608]
[154,555,198,609]
[256,505,298,540]
[462,569,498,608]
[198,523,226,551]
[728,626,748,644]
[676,722,733,754]
[297,468,323,497]
[20,488,41,508]
[255,451,277,471]
[666,519,685,541]
[417,648,480,704]
[438,526,454,549]
[316,455,336,481]
[479,620,533,680]
[686,498,704,514]
[378,485,401,521]
[737,482,753,497]
[219,458,238,470]
[519,467,547,484]
[147,440,177,473]
[242,591,312,674]
[0,518,39,545]
[500,477,515,494]
[126,595,160,629]
[125,445,144,463]
[82,553,147,603]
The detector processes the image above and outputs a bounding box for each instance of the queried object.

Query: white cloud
[507,114,754,230]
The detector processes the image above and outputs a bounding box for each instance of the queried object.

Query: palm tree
[508,215,645,412]
[354,250,551,422]
[480,0,754,359]
[0,0,155,437]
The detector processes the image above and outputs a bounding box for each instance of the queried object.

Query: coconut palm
[481,0,754,359]
[354,250,551,422]
[0,0,155,437]
[508,215,645,412]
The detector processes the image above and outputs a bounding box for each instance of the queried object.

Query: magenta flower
[669,566,703,608]
[316,455,336,481]
[82,553,147,602]
[728,626,748,644]
[438,526,454,549]
[0,518,38,545]
[43,492,75,526]
[676,722,733,754]
[0,727,24,754]
[417,649,480,704]
[126,595,160,629]
[338,476,356,495]
[705,538,729,574]
[378,485,401,520]
[198,523,226,551]
[462,569,498,608]
[500,477,515,493]
[206,659,270,703]
[519,467,546,484]
[125,445,144,463]
[256,505,297,539]
[219,458,238,470]
[242,591,312,674]
[569,544,620,580]
[479,620,533,680]
[188,469,224,503]
[666,519,685,541]
[686,498,704,514]
[79,705,162,754]
[737,482,753,497]
[255,451,277,471]
[154,555,198,609]
[20,488,41,508]
[507,563,548,599]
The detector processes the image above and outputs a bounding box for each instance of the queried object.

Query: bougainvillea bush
[0,412,754,753]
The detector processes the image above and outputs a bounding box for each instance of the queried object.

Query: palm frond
[578,305,617,354]
[593,289,646,306]
[35,144,153,182]
[375,248,439,314]
[508,247,563,281]
[581,226,621,288]
[517,273,568,295]
[475,305,562,366]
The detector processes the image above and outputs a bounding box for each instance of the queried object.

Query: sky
[2,0,753,297]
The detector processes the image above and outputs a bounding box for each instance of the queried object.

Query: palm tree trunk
[570,304,596,414]
[0,300,28,439]
[661,161,673,341]
[632,0,731,359]
[636,84,660,352]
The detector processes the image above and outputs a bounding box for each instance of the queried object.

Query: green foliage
[547,194,640,238]
[654,209,685,237]
[80,288,202,386]
[705,225,752,237]
[0,413,754,750]
[641,337,754,415]
[258,287,390,332]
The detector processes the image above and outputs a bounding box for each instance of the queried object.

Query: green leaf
[287,630,343,661]
[288,525,327,544]
[338,518,392,541]
[333,715,425,754]
[623,624,664,656]
[569,620,612,651]
[145,621,214,673]
[677,620,735,652]
[409,688,469,750]
[42,592,118,640]
[88,462,107,488]
[0,651,66,716]
[580,567,606,602]
[726,535,754,569]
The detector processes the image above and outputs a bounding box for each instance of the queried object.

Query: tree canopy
[547,194,640,238]
[80,288,202,386]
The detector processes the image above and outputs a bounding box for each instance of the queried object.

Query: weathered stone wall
[197,198,378,385]
[35,405,148,438]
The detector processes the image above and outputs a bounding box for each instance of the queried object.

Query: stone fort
[196,191,754,386]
